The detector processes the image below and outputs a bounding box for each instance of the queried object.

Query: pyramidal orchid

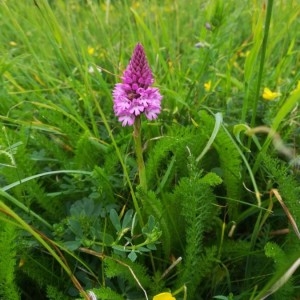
[113,43,162,126]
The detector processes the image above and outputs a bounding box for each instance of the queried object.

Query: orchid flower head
[113,43,163,126]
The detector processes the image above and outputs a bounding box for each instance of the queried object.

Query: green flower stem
[133,116,147,192]
[133,117,156,273]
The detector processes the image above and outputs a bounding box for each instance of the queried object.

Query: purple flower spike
[113,43,162,126]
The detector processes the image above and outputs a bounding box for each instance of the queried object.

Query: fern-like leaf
[0,221,20,300]
[174,156,221,297]
[46,285,69,300]
[90,287,124,300]
[198,110,243,220]
[104,256,152,291]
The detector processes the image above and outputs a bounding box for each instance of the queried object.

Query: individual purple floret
[113,43,162,126]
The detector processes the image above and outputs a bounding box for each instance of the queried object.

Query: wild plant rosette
[113,43,162,126]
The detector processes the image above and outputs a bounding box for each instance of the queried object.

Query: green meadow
[0,0,300,299]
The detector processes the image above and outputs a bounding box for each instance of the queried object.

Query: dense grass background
[0,0,300,299]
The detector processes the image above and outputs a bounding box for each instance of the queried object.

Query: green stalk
[133,116,157,273]
[133,116,147,191]
[250,0,274,128]
[245,5,273,281]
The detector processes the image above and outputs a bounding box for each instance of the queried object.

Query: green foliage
[0,130,48,208]
[0,221,20,300]
[0,0,299,299]
[173,156,222,297]
[104,256,152,296]
[73,132,107,170]
[262,154,300,229]
[198,111,243,220]
[259,155,300,299]
[19,251,66,296]
[46,285,69,300]
[145,125,202,190]
[264,242,294,300]
[136,187,172,257]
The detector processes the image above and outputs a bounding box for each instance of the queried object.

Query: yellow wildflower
[87,46,95,56]
[153,292,176,300]
[204,80,212,92]
[9,41,17,47]
[262,87,281,100]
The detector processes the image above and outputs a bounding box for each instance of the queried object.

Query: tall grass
[0,0,299,299]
